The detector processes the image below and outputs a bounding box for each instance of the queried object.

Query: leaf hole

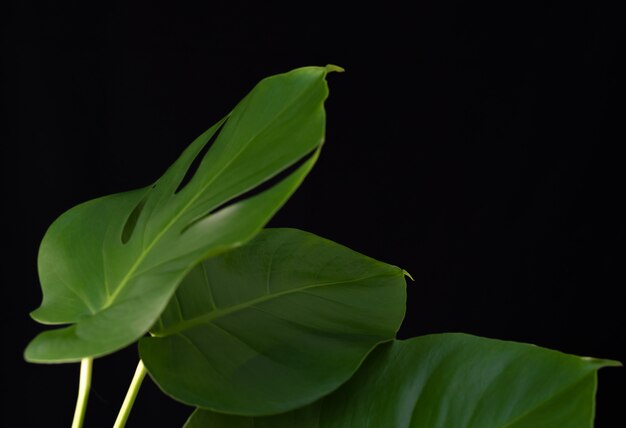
[174,120,227,195]
[180,149,317,234]
[121,195,148,244]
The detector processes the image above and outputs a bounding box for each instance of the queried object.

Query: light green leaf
[139,228,407,416]
[25,66,338,363]
[185,333,620,427]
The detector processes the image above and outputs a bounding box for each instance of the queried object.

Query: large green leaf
[185,333,620,427]
[139,228,407,416]
[25,66,341,363]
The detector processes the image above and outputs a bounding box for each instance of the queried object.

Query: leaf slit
[174,120,228,195]
[121,194,149,244]
[180,148,318,234]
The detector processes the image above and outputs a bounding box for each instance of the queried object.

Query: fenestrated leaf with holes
[25,65,342,363]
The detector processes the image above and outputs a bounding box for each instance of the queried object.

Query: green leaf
[185,333,620,427]
[25,66,339,363]
[139,228,407,416]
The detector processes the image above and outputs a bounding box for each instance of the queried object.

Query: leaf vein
[154,273,397,337]
[103,81,319,310]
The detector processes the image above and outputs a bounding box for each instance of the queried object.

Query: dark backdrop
[3,1,624,426]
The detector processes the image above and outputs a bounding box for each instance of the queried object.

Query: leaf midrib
[102,80,320,309]
[501,373,595,428]
[152,273,396,337]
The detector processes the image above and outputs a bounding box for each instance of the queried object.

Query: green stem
[113,360,147,428]
[72,358,93,428]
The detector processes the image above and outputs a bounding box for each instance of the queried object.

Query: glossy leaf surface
[140,228,407,415]
[25,66,338,363]
[186,333,619,427]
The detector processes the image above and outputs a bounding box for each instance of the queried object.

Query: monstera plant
[25,66,619,428]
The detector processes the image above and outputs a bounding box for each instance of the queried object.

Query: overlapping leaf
[25,66,341,363]
[185,333,619,427]
[140,228,407,415]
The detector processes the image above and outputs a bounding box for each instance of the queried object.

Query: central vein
[152,274,393,337]
[101,81,320,309]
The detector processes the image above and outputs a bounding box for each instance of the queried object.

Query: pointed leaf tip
[580,356,622,367]
[325,64,345,73]
[402,269,414,281]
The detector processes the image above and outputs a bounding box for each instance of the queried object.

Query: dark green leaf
[25,66,339,363]
[185,333,620,427]
[140,228,407,415]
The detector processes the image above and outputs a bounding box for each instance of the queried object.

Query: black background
[3,1,624,426]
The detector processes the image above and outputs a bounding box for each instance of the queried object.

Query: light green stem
[72,358,93,428]
[113,360,147,428]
